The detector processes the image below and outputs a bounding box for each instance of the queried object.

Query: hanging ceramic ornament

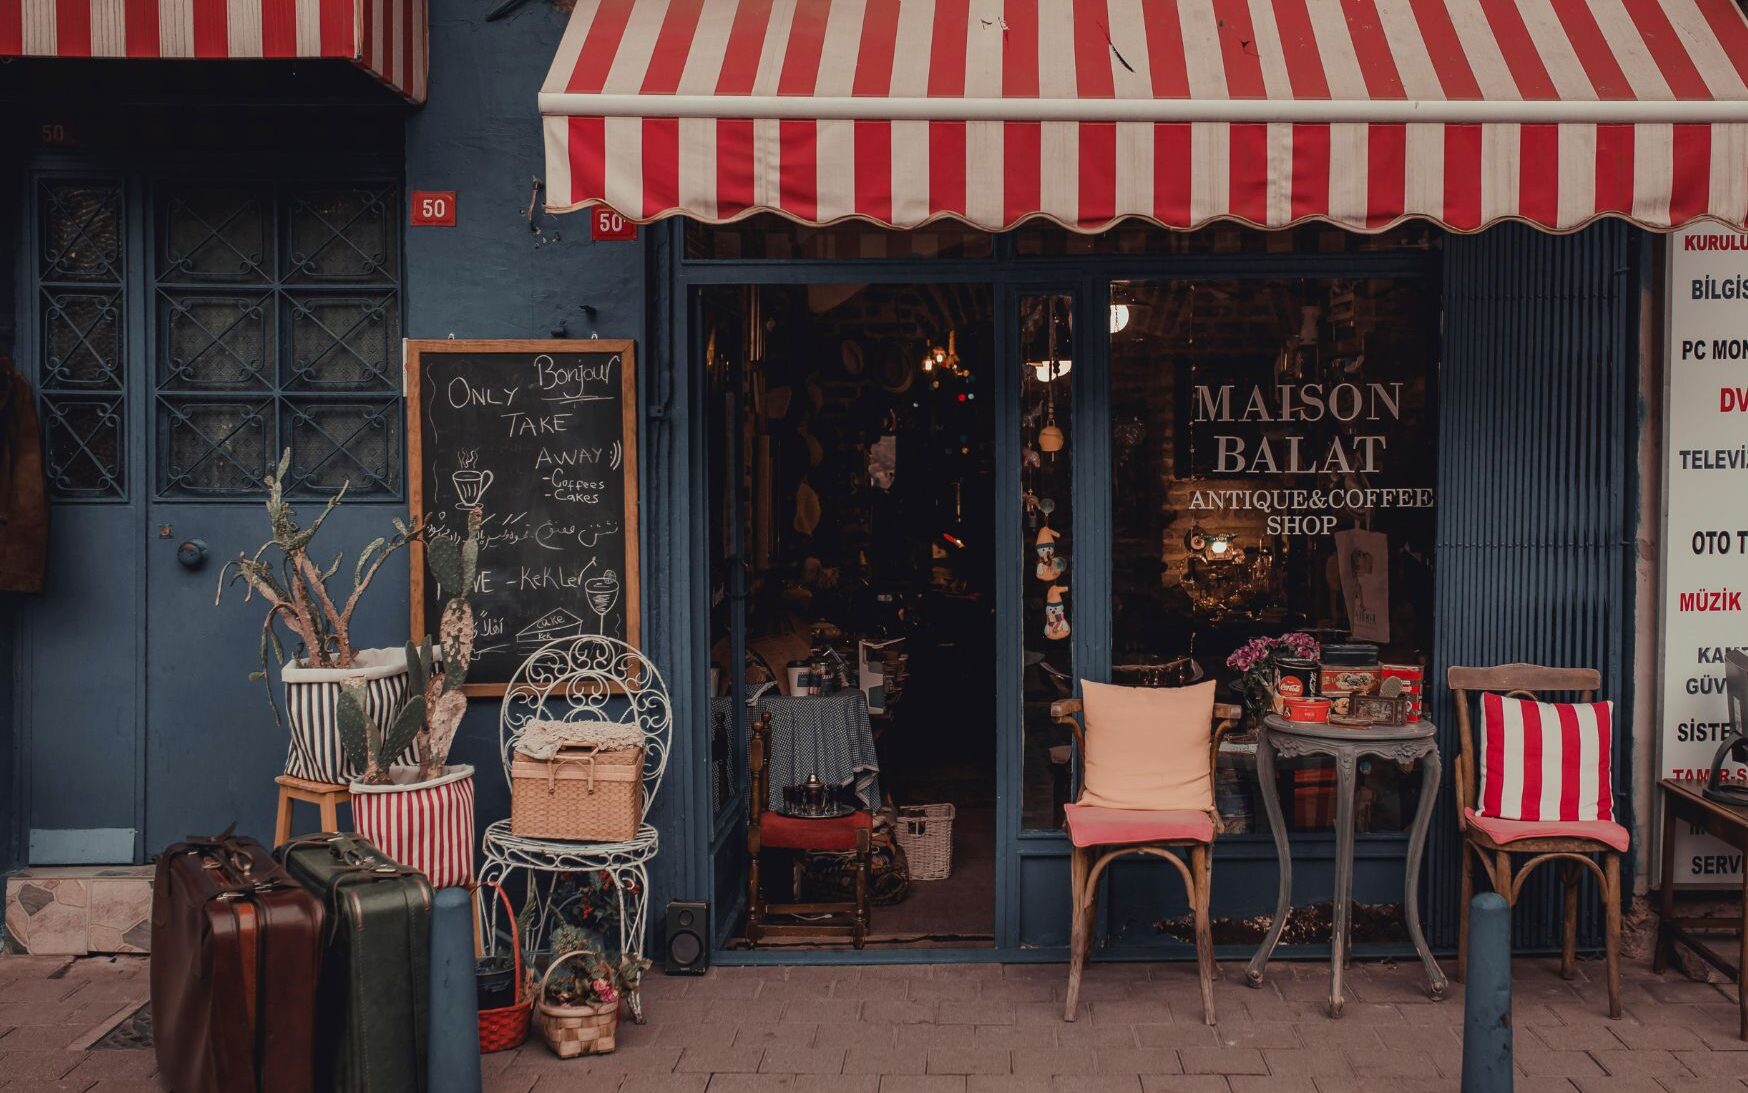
[1044,584,1071,641]
[1038,420,1064,453]
[1038,400,1065,454]
[1035,526,1067,582]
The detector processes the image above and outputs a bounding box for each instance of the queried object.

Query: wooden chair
[272,774,349,846]
[1052,695,1242,1024]
[1449,664,1628,1018]
[746,710,873,948]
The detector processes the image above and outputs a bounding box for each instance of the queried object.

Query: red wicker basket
[477,882,532,1054]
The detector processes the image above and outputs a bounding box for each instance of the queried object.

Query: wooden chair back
[1726,650,1748,741]
[748,709,772,824]
[1446,663,1601,817]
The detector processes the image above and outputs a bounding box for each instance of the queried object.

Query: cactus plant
[215,449,420,718]
[341,507,483,784]
[338,678,428,784]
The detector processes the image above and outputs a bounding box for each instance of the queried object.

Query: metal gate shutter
[1428,221,1646,950]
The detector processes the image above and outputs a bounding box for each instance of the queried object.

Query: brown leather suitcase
[151,828,325,1093]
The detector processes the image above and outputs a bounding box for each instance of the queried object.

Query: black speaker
[664,900,709,975]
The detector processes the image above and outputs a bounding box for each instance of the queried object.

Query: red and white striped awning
[540,0,1748,233]
[2,0,427,103]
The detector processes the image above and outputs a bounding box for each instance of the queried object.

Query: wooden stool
[273,775,351,846]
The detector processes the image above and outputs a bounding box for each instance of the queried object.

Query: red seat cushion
[1063,804,1214,848]
[758,809,872,852]
[1464,808,1630,852]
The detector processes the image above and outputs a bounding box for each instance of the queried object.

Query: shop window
[1108,277,1440,834]
[37,179,127,499]
[152,183,402,498]
[1019,293,1076,832]
[1015,219,1442,258]
[686,214,994,260]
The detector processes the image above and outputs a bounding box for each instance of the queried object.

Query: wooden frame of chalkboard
[405,339,640,696]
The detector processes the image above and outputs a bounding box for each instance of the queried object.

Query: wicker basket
[535,951,620,1058]
[511,743,644,842]
[894,803,955,880]
[476,882,532,1054]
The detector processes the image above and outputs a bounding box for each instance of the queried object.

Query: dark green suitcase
[277,834,433,1093]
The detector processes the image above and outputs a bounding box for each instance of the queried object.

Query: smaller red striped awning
[3,0,427,103]
[540,0,1748,234]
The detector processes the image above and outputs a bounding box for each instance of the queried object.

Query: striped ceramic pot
[280,646,410,784]
[350,765,476,889]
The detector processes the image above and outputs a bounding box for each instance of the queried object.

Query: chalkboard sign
[406,339,639,695]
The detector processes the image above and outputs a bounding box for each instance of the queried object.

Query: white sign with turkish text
[1660,222,1748,886]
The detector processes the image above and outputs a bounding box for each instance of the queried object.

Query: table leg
[1655,792,1676,974]
[1738,866,1747,1041]
[1405,748,1448,999]
[1246,730,1292,989]
[1330,752,1358,1018]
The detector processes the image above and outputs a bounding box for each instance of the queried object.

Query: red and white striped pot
[350,765,476,889]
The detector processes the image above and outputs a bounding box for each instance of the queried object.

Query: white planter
[280,646,410,784]
[350,764,476,889]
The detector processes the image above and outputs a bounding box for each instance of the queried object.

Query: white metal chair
[478,635,673,1023]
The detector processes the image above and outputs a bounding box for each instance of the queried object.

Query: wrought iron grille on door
[30,176,405,501]
[154,182,402,498]
[37,179,127,499]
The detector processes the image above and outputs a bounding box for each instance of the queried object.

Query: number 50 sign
[409,190,456,227]
[591,207,638,241]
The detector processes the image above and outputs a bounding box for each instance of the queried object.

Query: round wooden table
[1244,713,1449,1016]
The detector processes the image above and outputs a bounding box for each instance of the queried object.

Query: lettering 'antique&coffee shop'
[5,0,1748,971]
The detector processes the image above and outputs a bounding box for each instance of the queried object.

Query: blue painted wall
[402,0,684,915]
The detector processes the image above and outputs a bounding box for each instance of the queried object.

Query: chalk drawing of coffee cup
[452,468,493,509]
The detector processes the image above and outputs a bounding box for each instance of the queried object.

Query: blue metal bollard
[1462,892,1513,1093]
[428,887,484,1093]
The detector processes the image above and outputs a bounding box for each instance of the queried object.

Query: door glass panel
[1019,293,1075,831]
[150,182,402,498]
[1108,277,1440,833]
[158,292,273,389]
[40,181,124,282]
[36,179,127,499]
[159,186,270,282]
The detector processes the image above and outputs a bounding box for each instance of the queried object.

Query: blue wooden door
[20,171,407,862]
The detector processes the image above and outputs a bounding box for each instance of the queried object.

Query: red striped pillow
[1476,694,1615,823]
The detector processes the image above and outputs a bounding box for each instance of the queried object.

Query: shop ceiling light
[1109,303,1130,334]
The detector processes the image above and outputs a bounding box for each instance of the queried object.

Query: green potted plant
[342,507,483,888]
[215,450,419,784]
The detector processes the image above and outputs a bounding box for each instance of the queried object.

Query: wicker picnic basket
[511,738,644,843]
[894,803,955,880]
[535,951,620,1058]
[476,882,532,1054]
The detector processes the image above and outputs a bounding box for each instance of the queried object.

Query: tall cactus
[411,507,482,780]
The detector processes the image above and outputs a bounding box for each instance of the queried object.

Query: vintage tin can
[1380,663,1425,721]
[1274,657,1321,708]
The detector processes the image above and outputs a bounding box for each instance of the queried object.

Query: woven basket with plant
[476,882,533,1054]
[535,926,647,1058]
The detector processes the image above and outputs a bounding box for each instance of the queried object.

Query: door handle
[176,539,208,570]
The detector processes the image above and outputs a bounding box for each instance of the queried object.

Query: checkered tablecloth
[753,690,882,814]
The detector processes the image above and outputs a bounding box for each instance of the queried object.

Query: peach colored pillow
[1077,679,1217,812]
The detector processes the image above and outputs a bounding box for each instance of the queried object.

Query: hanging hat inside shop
[794,480,822,536]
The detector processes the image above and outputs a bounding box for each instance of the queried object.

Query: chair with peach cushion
[1052,680,1242,1025]
[1449,664,1628,1018]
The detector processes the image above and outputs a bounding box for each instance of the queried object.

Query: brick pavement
[2,951,1746,1091]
